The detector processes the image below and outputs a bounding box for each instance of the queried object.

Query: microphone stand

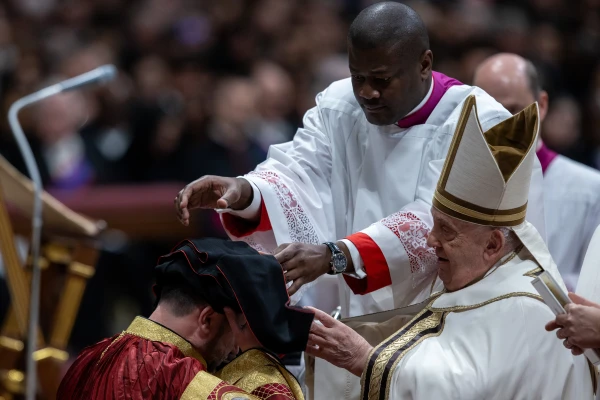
[7,65,116,400]
[8,85,61,400]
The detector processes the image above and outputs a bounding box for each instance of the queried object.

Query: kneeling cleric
[58,238,313,400]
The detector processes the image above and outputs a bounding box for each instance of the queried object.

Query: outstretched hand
[174,176,253,226]
[545,292,600,355]
[305,307,372,377]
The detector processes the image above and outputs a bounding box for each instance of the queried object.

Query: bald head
[473,53,547,118]
[348,2,429,58]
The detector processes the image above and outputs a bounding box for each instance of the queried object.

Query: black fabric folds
[154,238,314,354]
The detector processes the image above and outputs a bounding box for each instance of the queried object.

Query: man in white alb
[474,53,600,290]
[306,96,593,400]
[175,2,547,318]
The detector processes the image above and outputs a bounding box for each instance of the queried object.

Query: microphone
[6,64,117,400]
[59,64,117,92]
[18,64,118,104]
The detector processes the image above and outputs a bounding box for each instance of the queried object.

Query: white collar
[404,77,435,117]
[430,249,540,310]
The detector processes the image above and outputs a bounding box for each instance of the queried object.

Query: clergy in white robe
[548,224,600,400]
[305,96,593,399]
[546,224,600,357]
[175,3,547,318]
[474,53,600,291]
[540,150,600,290]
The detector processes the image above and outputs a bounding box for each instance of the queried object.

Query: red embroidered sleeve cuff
[342,232,392,295]
[221,201,272,238]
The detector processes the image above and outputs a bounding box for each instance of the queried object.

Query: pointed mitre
[433,95,539,227]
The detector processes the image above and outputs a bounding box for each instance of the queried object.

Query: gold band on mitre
[432,190,527,227]
[433,95,539,227]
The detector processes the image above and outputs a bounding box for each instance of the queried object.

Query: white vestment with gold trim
[362,247,594,400]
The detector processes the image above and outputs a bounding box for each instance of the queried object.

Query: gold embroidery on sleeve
[181,371,224,399]
[217,349,303,399]
[181,371,254,400]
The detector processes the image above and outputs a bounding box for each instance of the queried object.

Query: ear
[420,50,433,80]
[537,90,549,123]
[198,305,219,341]
[484,229,505,261]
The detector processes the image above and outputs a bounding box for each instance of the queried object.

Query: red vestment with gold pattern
[57,317,302,400]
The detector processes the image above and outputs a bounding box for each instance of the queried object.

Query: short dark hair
[348,2,429,59]
[158,275,207,317]
[524,60,542,99]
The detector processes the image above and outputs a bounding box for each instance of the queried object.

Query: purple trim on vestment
[536,142,558,175]
[397,71,463,128]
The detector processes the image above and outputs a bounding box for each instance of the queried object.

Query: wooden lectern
[0,155,104,400]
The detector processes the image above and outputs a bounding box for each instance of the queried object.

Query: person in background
[473,53,600,290]
[201,77,267,176]
[546,224,600,358]
[31,89,94,189]
[250,61,297,150]
[546,292,600,357]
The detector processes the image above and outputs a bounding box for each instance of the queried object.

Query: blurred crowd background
[0,0,599,357]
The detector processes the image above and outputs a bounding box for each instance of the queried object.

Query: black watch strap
[324,241,341,256]
[324,242,346,275]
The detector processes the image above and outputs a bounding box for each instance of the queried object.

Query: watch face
[332,252,347,272]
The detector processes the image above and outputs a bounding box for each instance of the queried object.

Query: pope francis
[305,95,595,399]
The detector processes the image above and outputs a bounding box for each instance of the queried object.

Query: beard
[204,322,235,372]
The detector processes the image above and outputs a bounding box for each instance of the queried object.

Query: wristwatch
[324,242,348,275]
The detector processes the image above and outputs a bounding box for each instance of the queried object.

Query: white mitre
[432,95,566,290]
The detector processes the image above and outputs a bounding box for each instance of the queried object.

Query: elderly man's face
[427,208,499,291]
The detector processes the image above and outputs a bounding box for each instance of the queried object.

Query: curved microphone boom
[58,64,117,92]
[7,64,117,400]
